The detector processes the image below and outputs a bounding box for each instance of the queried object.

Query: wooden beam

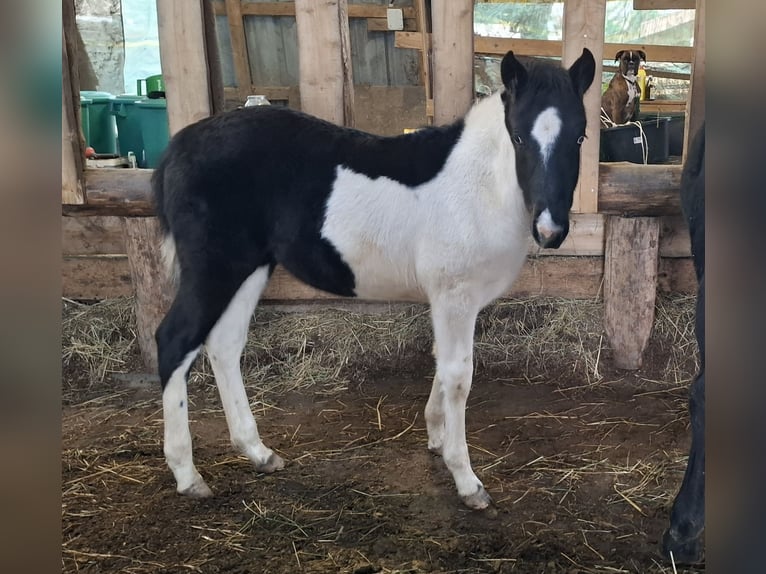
[225,0,252,103]
[634,0,695,9]
[604,216,660,369]
[366,18,417,32]
[415,0,433,124]
[124,218,175,371]
[598,163,683,216]
[157,0,214,135]
[398,32,695,63]
[294,0,354,126]
[62,0,84,205]
[683,0,705,161]
[63,163,684,218]
[62,216,127,256]
[431,0,474,125]
[213,2,416,19]
[562,0,606,215]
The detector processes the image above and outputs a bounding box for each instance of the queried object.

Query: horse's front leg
[429,298,492,509]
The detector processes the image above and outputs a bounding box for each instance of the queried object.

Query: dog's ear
[638,50,647,62]
[614,50,625,62]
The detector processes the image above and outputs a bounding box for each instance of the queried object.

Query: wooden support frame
[224,0,252,103]
[62,0,84,205]
[683,0,705,160]
[294,0,354,126]
[430,0,474,125]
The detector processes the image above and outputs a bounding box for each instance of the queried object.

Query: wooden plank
[398,32,695,63]
[415,0,432,123]
[124,218,175,371]
[634,0,695,9]
[366,18,417,32]
[62,5,84,205]
[431,0,473,125]
[225,0,252,101]
[214,2,415,19]
[604,216,660,369]
[562,0,606,215]
[295,0,354,126]
[598,162,683,216]
[62,216,126,256]
[62,256,135,299]
[659,215,691,257]
[61,253,698,301]
[157,0,214,135]
[683,0,705,161]
[64,162,684,218]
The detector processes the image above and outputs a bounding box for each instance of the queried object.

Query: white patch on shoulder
[531,107,562,167]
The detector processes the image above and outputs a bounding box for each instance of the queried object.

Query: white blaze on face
[531,107,562,167]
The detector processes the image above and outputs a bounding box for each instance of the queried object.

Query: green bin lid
[114,94,146,102]
[135,98,167,108]
[80,90,115,102]
[80,96,93,105]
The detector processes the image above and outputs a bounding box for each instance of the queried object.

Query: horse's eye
[512,134,524,145]
[577,135,586,145]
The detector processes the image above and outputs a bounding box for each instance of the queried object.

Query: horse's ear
[638,50,647,62]
[501,51,528,94]
[569,48,596,97]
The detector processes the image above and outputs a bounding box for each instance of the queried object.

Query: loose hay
[62,294,703,573]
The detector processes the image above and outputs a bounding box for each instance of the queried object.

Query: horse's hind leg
[205,265,285,473]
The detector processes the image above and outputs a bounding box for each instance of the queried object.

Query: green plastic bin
[134,98,170,168]
[111,95,146,165]
[79,96,92,149]
[80,90,117,154]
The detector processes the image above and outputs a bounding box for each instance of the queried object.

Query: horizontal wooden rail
[397,32,694,63]
[212,1,416,20]
[62,163,683,218]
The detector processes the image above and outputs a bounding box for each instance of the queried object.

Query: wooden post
[683,0,705,161]
[62,0,84,204]
[604,217,660,369]
[156,0,214,135]
[121,0,216,372]
[430,0,474,125]
[295,0,355,126]
[562,0,606,214]
[224,0,252,104]
[415,0,433,124]
[123,219,175,373]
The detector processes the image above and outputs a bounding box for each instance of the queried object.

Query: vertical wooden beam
[156,0,214,135]
[430,0,474,125]
[604,217,660,370]
[225,0,252,104]
[295,0,355,126]
[562,0,606,214]
[123,219,176,374]
[62,0,84,204]
[415,0,433,124]
[683,0,705,161]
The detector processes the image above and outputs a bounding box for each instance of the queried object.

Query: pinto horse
[152,49,596,508]
[663,122,705,563]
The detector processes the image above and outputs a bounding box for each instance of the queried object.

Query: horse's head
[500,49,595,249]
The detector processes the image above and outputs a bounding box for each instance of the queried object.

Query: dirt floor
[62,296,705,573]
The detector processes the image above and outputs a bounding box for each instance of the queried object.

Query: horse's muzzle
[533,209,568,249]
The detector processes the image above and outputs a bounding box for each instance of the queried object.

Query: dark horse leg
[662,277,705,564]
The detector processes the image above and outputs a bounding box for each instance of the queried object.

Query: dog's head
[614,50,646,77]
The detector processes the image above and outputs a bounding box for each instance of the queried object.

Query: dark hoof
[662,528,704,565]
[254,452,285,474]
[460,485,493,510]
[428,444,443,457]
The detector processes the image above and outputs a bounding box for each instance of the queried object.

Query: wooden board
[63,256,135,299]
[295,0,354,126]
[157,0,214,135]
[634,0,696,9]
[430,0,473,125]
[398,32,695,63]
[562,0,606,215]
[213,2,416,19]
[683,0,705,160]
[604,216,660,369]
[62,216,126,256]
[224,0,252,101]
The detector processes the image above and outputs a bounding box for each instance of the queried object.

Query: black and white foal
[153,49,596,508]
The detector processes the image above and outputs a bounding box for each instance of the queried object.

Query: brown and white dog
[601,50,646,125]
